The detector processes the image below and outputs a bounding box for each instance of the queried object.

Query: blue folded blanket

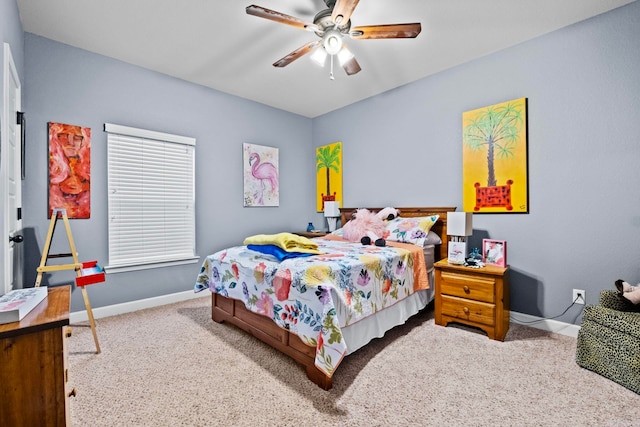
[247,244,315,261]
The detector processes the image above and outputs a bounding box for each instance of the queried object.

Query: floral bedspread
[194,236,429,377]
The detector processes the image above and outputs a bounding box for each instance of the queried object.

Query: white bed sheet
[341,244,436,354]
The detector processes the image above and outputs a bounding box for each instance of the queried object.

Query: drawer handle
[463,286,470,294]
[463,306,469,314]
[68,388,77,398]
[65,327,72,338]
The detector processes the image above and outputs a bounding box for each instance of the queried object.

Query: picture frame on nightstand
[483,239,507,267]
[447,241,467,265]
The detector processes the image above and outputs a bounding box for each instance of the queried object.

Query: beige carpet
[68,296,639,426]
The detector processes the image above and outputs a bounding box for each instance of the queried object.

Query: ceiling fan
[246,0,422,78]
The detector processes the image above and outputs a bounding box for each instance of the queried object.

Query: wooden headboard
[339,207,456,261]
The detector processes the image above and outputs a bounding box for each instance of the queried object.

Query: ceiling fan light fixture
[323,29,343,55]
[310,47,328,67]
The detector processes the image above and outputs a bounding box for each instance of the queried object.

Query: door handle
[9,234,24,243]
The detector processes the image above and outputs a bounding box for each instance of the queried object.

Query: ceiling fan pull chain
[330,54,335,80]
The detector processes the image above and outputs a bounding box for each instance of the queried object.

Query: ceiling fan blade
[350,23,422,39]
[246,5,320,32]
[341,55,361,76]
[273,41,320,68]
[331,0,360,25]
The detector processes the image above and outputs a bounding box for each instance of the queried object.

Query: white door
[2,43,23,293]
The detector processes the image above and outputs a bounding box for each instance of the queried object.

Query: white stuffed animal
[377,207,400,222]
[615,279,640,304]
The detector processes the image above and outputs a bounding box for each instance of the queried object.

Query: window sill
[104,256,200,274]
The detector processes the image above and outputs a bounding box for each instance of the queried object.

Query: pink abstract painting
[48,122,91,218]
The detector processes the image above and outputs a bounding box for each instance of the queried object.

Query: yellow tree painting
[462,97,528,213]
[316,142,342,212]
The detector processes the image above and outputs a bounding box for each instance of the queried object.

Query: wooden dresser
[0,286,73,426]
[434,259,510,341]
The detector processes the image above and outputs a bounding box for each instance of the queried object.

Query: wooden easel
[36,208,105,354]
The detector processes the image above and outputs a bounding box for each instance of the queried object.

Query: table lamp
[446,211,473,265]
[324,201,341,232]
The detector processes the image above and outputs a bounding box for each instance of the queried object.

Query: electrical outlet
[573,289,585,305]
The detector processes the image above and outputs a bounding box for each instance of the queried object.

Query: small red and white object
[76,261,106,287]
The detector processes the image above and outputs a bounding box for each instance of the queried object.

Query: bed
[195,206,455,389]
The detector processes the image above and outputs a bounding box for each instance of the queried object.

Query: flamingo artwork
[243,143,279,206]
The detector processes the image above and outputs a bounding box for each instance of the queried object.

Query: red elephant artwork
[48,122,91,218]
[243,143,279,206]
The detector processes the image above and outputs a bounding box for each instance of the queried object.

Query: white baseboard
[509,312,581,338]
[70,290,209,323]
[71,292,580,338]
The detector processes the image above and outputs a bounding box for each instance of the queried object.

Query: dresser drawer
[441,295,495,326]
[439,271,495,303]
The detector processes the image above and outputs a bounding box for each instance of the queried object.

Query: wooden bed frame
[211,206,456,390]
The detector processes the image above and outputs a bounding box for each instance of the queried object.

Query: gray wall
[313,2,640,322]
[15,1,640,324]
[0,0,24,100]
[22,34,316,311]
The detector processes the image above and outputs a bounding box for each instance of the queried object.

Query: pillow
[330,227,343,237]
[424,230,443,246]
[331,227,441,245]
[384,215,440,246]
[332,215,442,246]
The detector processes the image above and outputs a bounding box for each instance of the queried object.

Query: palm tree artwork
[462,98,528,213]
[316,142,342,212]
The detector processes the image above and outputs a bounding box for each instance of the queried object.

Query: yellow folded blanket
[243,232,321,254]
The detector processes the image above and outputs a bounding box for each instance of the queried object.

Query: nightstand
[292,231,328,238]
[434,259,510,341]
[0,286,73,425]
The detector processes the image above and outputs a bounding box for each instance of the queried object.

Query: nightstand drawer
[439,271,495,303]
[441,295,495,326]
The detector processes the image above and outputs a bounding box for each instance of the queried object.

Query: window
[104,123,197,273]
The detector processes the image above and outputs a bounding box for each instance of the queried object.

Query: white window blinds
[105,123,196,272]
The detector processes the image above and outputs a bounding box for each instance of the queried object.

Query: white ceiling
[17,0,635,118]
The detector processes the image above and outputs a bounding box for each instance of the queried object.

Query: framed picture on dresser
[483,239,507,267]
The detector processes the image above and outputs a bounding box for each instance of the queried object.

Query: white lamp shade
[337,46,354,65]
[324,201,341,217]
[310,48,328,67]
[447,212,473,236]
